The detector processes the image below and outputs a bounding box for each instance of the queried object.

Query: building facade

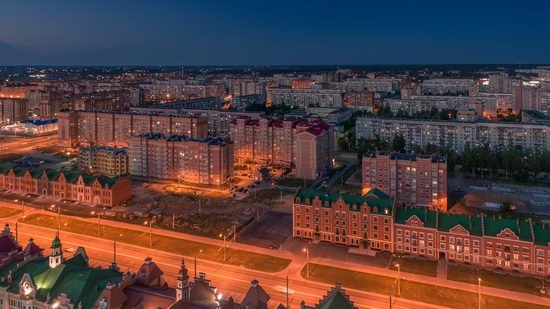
[79,146,129,177]
[0,98,27,125]
[57,110,208,147]
[362,153,448,211]
[356,116,550,153]
[128,133,234,185]
[0,163,132,206]
[293,188,550,277]
[269,87,343,108]
[230,116,334,178]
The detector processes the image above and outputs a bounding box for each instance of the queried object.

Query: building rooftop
[364,152,447,164]
[295,187,394,215]
[139,132,232,146]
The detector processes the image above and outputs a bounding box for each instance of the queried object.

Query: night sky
[1,0,549,65]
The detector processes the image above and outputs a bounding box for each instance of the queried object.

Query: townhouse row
[293,188,550,276]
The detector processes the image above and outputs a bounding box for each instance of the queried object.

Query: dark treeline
[357,135,550,183]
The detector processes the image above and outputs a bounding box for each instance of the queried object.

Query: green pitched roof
[0,162,15,174]
[2,254,121,309]
[395,207,437,228]
[484,216,532,242]
[295,188,393,215]
[533,223,550,246]
[0,164,120,187]
[438,213,483,237]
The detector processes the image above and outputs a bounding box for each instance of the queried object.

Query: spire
[51,234,62,249]
[49,235,63,268]
[176,257,189,302]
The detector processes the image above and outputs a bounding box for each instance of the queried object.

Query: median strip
[20,213,291,273]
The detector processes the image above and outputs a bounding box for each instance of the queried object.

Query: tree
[392,134,406,152]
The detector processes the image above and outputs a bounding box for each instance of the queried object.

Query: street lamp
[144,220,152,247]
[478,278,482,309]
[396,263,401,296]
[303,248,309,278]
[91,211,101,236]
[219,233,226,262]
[15,199,25,220]
[195,249,202,278]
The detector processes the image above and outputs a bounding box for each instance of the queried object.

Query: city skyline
[2,0,550,65]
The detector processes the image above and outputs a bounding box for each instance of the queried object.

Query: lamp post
[91,211,101,236]
[396,263,401,296]
[15,199,25,220]
[219,233,226,262]
[144,220,152,247]
[195,249,202,278]
[478,278,482,309]
[303,248,309,278]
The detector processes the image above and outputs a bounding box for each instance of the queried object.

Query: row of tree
[356,135,550,182]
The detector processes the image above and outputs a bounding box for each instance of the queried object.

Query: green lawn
[389,255,437,277]
[448,264,546,296]
[21,213,291,273]
[0,206,22,218]
[303,263,547,309]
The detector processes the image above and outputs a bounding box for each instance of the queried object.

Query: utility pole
[172,213,175,229]
[149,220,153,247]
[113,241,117,264]
[15,222,18,242]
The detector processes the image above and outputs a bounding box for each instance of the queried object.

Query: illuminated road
[3,211,446,309]
[0,134,57,154]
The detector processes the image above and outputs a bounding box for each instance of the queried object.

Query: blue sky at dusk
[1,0,549,65]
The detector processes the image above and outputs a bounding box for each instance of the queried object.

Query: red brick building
[294,188,550,276]
[0,164,131,207]
[362,152,448,211]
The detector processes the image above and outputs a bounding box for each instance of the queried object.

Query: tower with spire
[49,234,63,268]
[176,258,190,302]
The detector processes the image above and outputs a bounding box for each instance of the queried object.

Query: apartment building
[356,116,550,153]
[57,110,208,147]
[362,153,447,211]
[384,94,513,117]
[293,188,550,276]
[269,87,343,108]
[128,133,234,185]
[294,123,334,179]
[0,98,27,124]
[79,146,129,177]
[0,163,131,206]
[230,116,334,178]
[420,79,474,95]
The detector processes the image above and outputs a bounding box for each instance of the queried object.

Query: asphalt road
[4,210,446,309]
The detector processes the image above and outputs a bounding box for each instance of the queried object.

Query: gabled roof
[241,279,270,309]
[438,212,482,237]
[533,223,550,246]
[0,164,122,188]
[395,207,437,228]
[305,284,357,309]
[294,188,393,215]
[484,216,532,242]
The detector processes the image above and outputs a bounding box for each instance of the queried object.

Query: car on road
[64,247,76,253]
